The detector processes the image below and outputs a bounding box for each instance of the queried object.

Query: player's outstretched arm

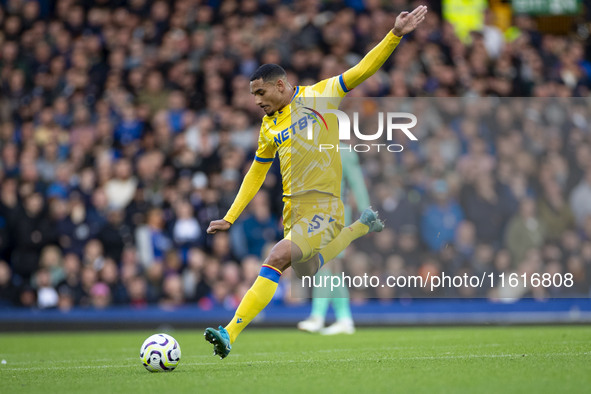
[342,5,428,91]
[206,159,272,234]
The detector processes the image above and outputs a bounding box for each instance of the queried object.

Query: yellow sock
[225,264,282,344]
[318,221,368,266]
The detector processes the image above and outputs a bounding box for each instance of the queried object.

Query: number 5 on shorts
[308,215,323,233]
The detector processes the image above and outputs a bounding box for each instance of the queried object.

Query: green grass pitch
[1,326,590,393]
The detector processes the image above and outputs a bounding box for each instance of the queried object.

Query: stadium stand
[0,0,590,318]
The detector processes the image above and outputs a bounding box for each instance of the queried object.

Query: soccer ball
[140,333,181,372]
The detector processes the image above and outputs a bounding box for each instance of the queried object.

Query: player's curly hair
[250,64,287,82]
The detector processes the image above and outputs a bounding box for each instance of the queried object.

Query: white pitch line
[1,352,589,372]
[2,339,587,363]
[0,354,216,366]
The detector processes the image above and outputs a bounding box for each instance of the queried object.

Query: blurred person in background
[461,172,514,247]
[35,267,58,309]
[538,180,575,241]
[421,179,464,252]
[505,197,546,266]
[570,168,591,228]
[96,208,131,262]
[136,207,172,268]
[373,181,419,233]
[79,264,98,307]
[99,258,128,305]
[163,249,183,274]
[11,192,56,281]
[57,287,75,312]
[38,245,65,286]
[160,273,185,308]
[454,220,476,260]
[230,191,280,260]
[82,239,106,270]
[104,158,138,210]
[0,178,19,262]
[196,256,220,307]
[0,261,18,306]
[182,247,206,302]
[171,199,203,260]
[90,282,111,309]
[126,275,150,308]
[56,196,93,256]
[56,253,83,306]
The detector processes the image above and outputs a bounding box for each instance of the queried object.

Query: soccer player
[204,5,428,359]
[297,145,369,335]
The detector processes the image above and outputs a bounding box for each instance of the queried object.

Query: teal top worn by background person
[340,144,370,224]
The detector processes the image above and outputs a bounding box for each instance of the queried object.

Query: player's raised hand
[392,5,428,37]
[207,219,232,234]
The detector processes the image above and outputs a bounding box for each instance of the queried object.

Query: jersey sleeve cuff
[254,155,274,163]
[338,74,351,93]
[388,31,403,42]
[223,214,236,224]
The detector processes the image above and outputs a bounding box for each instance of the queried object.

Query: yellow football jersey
[254,74,350,198]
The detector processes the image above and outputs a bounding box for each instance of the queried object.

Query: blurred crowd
[341,97,591,300]
[0,0,590,310]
